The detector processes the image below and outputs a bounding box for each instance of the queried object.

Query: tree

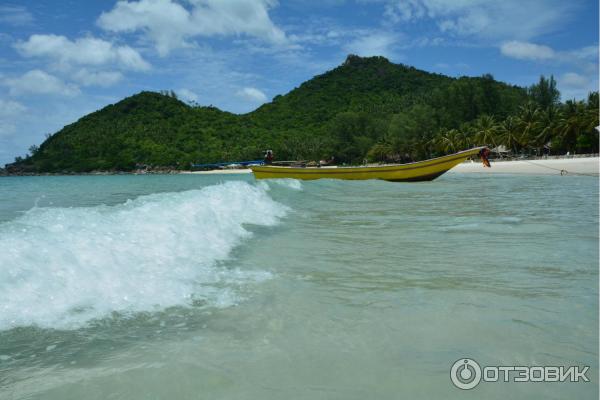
[367,142,394,162]
[534,106,558,150]
[516,102,542,152]
[387,104,438,159]
[584,92,599,132]
[528,75,560,109]
[473,114,498,147]
[556,100,587,153]
[498,116,521,153]
[435,129,466,154]
[476,73,501,115]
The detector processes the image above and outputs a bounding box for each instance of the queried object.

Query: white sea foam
[258,179,303,191]
[0,181,287,330]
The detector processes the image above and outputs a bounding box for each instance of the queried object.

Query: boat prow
[251,147,488,182]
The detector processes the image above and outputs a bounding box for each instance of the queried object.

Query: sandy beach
[180,169,253,175]
[451,157,599,176]
[181,157,599,176]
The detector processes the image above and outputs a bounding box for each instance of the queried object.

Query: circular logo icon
[450,358,482,390]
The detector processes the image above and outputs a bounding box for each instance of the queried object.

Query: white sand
[180,157,599,177]
[451,157,599,176]
[180,169,252,174]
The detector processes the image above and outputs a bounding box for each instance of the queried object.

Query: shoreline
[181,157,599,176]
[2,156,598,177]
[451,157,599,175]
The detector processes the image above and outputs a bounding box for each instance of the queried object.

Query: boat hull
[251,147,486,181]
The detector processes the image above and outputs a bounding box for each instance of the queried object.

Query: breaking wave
[0,181,287,330]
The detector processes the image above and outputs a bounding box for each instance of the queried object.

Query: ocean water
[0,173,597,399]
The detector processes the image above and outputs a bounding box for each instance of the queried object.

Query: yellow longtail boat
[251,147,489,182]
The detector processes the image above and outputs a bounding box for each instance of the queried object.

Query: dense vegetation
[9,55,599,172]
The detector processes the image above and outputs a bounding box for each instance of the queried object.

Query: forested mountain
[8,55,598,173]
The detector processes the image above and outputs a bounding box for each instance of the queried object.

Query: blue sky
[0,0,598,165]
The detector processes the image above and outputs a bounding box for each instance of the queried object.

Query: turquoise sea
[0,173,597,399]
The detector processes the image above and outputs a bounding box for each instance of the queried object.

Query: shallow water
[0,173,597,399]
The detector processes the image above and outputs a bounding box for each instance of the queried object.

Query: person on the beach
[264,150,274,164]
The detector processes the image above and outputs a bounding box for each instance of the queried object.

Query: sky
[0,0,598,166]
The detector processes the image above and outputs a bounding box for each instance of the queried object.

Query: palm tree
[434,129,469,154]
[367,142,394,162]
[555,100,585,153]
[583,92,600,153]
[516,102,542,153]
[473,115,498,148]
[534,105,558,153]
[498,116,521,153]
[584,92,599,132]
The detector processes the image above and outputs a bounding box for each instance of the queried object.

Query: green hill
[7,55,546,172]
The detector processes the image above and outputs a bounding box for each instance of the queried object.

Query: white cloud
[384,0,573,40]
[384,0,426,22]
[498,40,598,100]
[560,72,589,89]
[567,46,599,62]
[343,32,398,58]
[15,34,150,71]
[0,99,26,117]
[500,41,599,71]
[4,70,80,97]
[98,0,191,56]
[236,87,267,103]
[73,69,124,87]
[500,41,555,61]
[177,88,199,103]
[559,71,597,100]
[0,5,33,26]
[97,0,286,56]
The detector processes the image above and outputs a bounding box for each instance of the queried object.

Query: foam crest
[0,181,287,330]
[257,179,303,191]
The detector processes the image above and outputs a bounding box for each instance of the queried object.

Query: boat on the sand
[251,147,489,182]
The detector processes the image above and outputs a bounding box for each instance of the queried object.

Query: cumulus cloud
[97,0,286,56]
[15,34,150,71]
[498,40,598,100]
[0,5,34,26]
[4,70,80,97]
[384,0,572,40]
[559,72,597,100]
[177,88,199,103]
[500,41,555,61]
[236,87,267,103]
[343,32,398,58]
[500,41,599,69]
